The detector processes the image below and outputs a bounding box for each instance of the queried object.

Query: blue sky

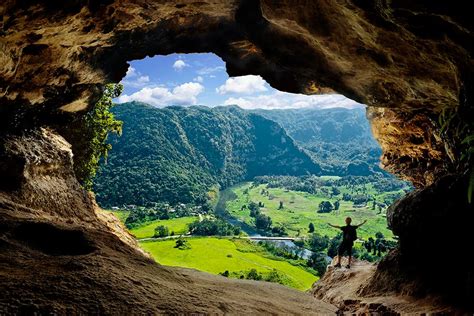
[116,53,363,110]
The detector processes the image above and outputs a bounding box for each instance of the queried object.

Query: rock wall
[360,174,474,308]
[311,258,463,314]
[1,0,472,183]
[0,128,337,314]
[1,0,473,312]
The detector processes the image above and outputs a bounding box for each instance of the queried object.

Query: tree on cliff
[65,84,123,190]
[307,252,328,277]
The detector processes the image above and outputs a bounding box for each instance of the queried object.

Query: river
[215,187,315,260]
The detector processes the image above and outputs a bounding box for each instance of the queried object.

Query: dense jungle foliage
[94,102,320,207]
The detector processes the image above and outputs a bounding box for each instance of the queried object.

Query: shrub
[189,218,240,236]
[308,233,329,252]
[307,252,328,277]
[327,233,343,257]
[271,226,287,236]
[317,201,333,213]
[154,225,169,238]
[174,237,190,250]
[255,213,272,230]
[246,269,262,280]
[64,83,123,190]
[265,269,282,284]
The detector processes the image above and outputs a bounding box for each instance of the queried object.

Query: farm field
[225,182,396,239]
[128,216,198,239]
[140,237,318,291]
[104,175,404,292]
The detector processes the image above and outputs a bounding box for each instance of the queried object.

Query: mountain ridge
[94,102,321,207]
[252,106,384,176]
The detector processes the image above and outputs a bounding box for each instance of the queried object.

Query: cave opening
[89,52,412,291]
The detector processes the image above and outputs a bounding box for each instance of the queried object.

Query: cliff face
[312,258,466,314]
[1,0,472,184]
[1,0,473,312]
[0,128,336,314]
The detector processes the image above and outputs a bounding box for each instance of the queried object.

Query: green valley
[140,237,318,291]
[94,102,320,208]
[223,178,406,239]
[96,102,411,292]
[128,216,198,239]
[106,172,405,290]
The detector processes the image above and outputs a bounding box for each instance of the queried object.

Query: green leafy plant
[66,83,123,190]
[438,106,474,203]
[174,237,191,250]
[154,225,169,238]
[461,135,474,203]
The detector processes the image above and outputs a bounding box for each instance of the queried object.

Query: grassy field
[140,237,318,290]
[129,216,198,239]
[226,182,394,239]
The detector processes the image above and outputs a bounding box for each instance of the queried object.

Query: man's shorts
[337,240,353,256]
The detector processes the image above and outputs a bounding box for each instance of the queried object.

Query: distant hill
[253,107,384,176]
[94,102,321,207]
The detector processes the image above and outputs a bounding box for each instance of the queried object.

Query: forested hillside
[94,102,320,207]
[254,107,383,176]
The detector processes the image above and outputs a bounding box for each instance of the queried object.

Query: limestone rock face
[367,107,447,187]
[0,129,337,314]
[1,0,472,183]
[0,128,95,221]
[373,174,474,304]
[311,258,462,314]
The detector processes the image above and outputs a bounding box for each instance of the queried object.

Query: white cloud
[223,91,363,110]
[126,66,137,77]
[216,75,268,95]
[193,76,204,83]
[172,82,204,98]
[136,75,150,83]
[173,59,187,71]
[197,66,225,76]
[116,82,204,107]
[121,67,150,88]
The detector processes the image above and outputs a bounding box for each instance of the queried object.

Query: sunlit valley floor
[104,172,409,291]
[97,101,411,291]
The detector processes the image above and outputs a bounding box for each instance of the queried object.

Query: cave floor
[0,210,336,315]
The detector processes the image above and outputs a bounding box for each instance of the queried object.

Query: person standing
[328,217,366,268]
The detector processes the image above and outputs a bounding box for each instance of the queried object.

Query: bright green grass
[130,216,198,239]
[226,182,394,239]
[140,237,318,291]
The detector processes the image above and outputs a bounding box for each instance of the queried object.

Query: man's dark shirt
[340,225,357,243]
